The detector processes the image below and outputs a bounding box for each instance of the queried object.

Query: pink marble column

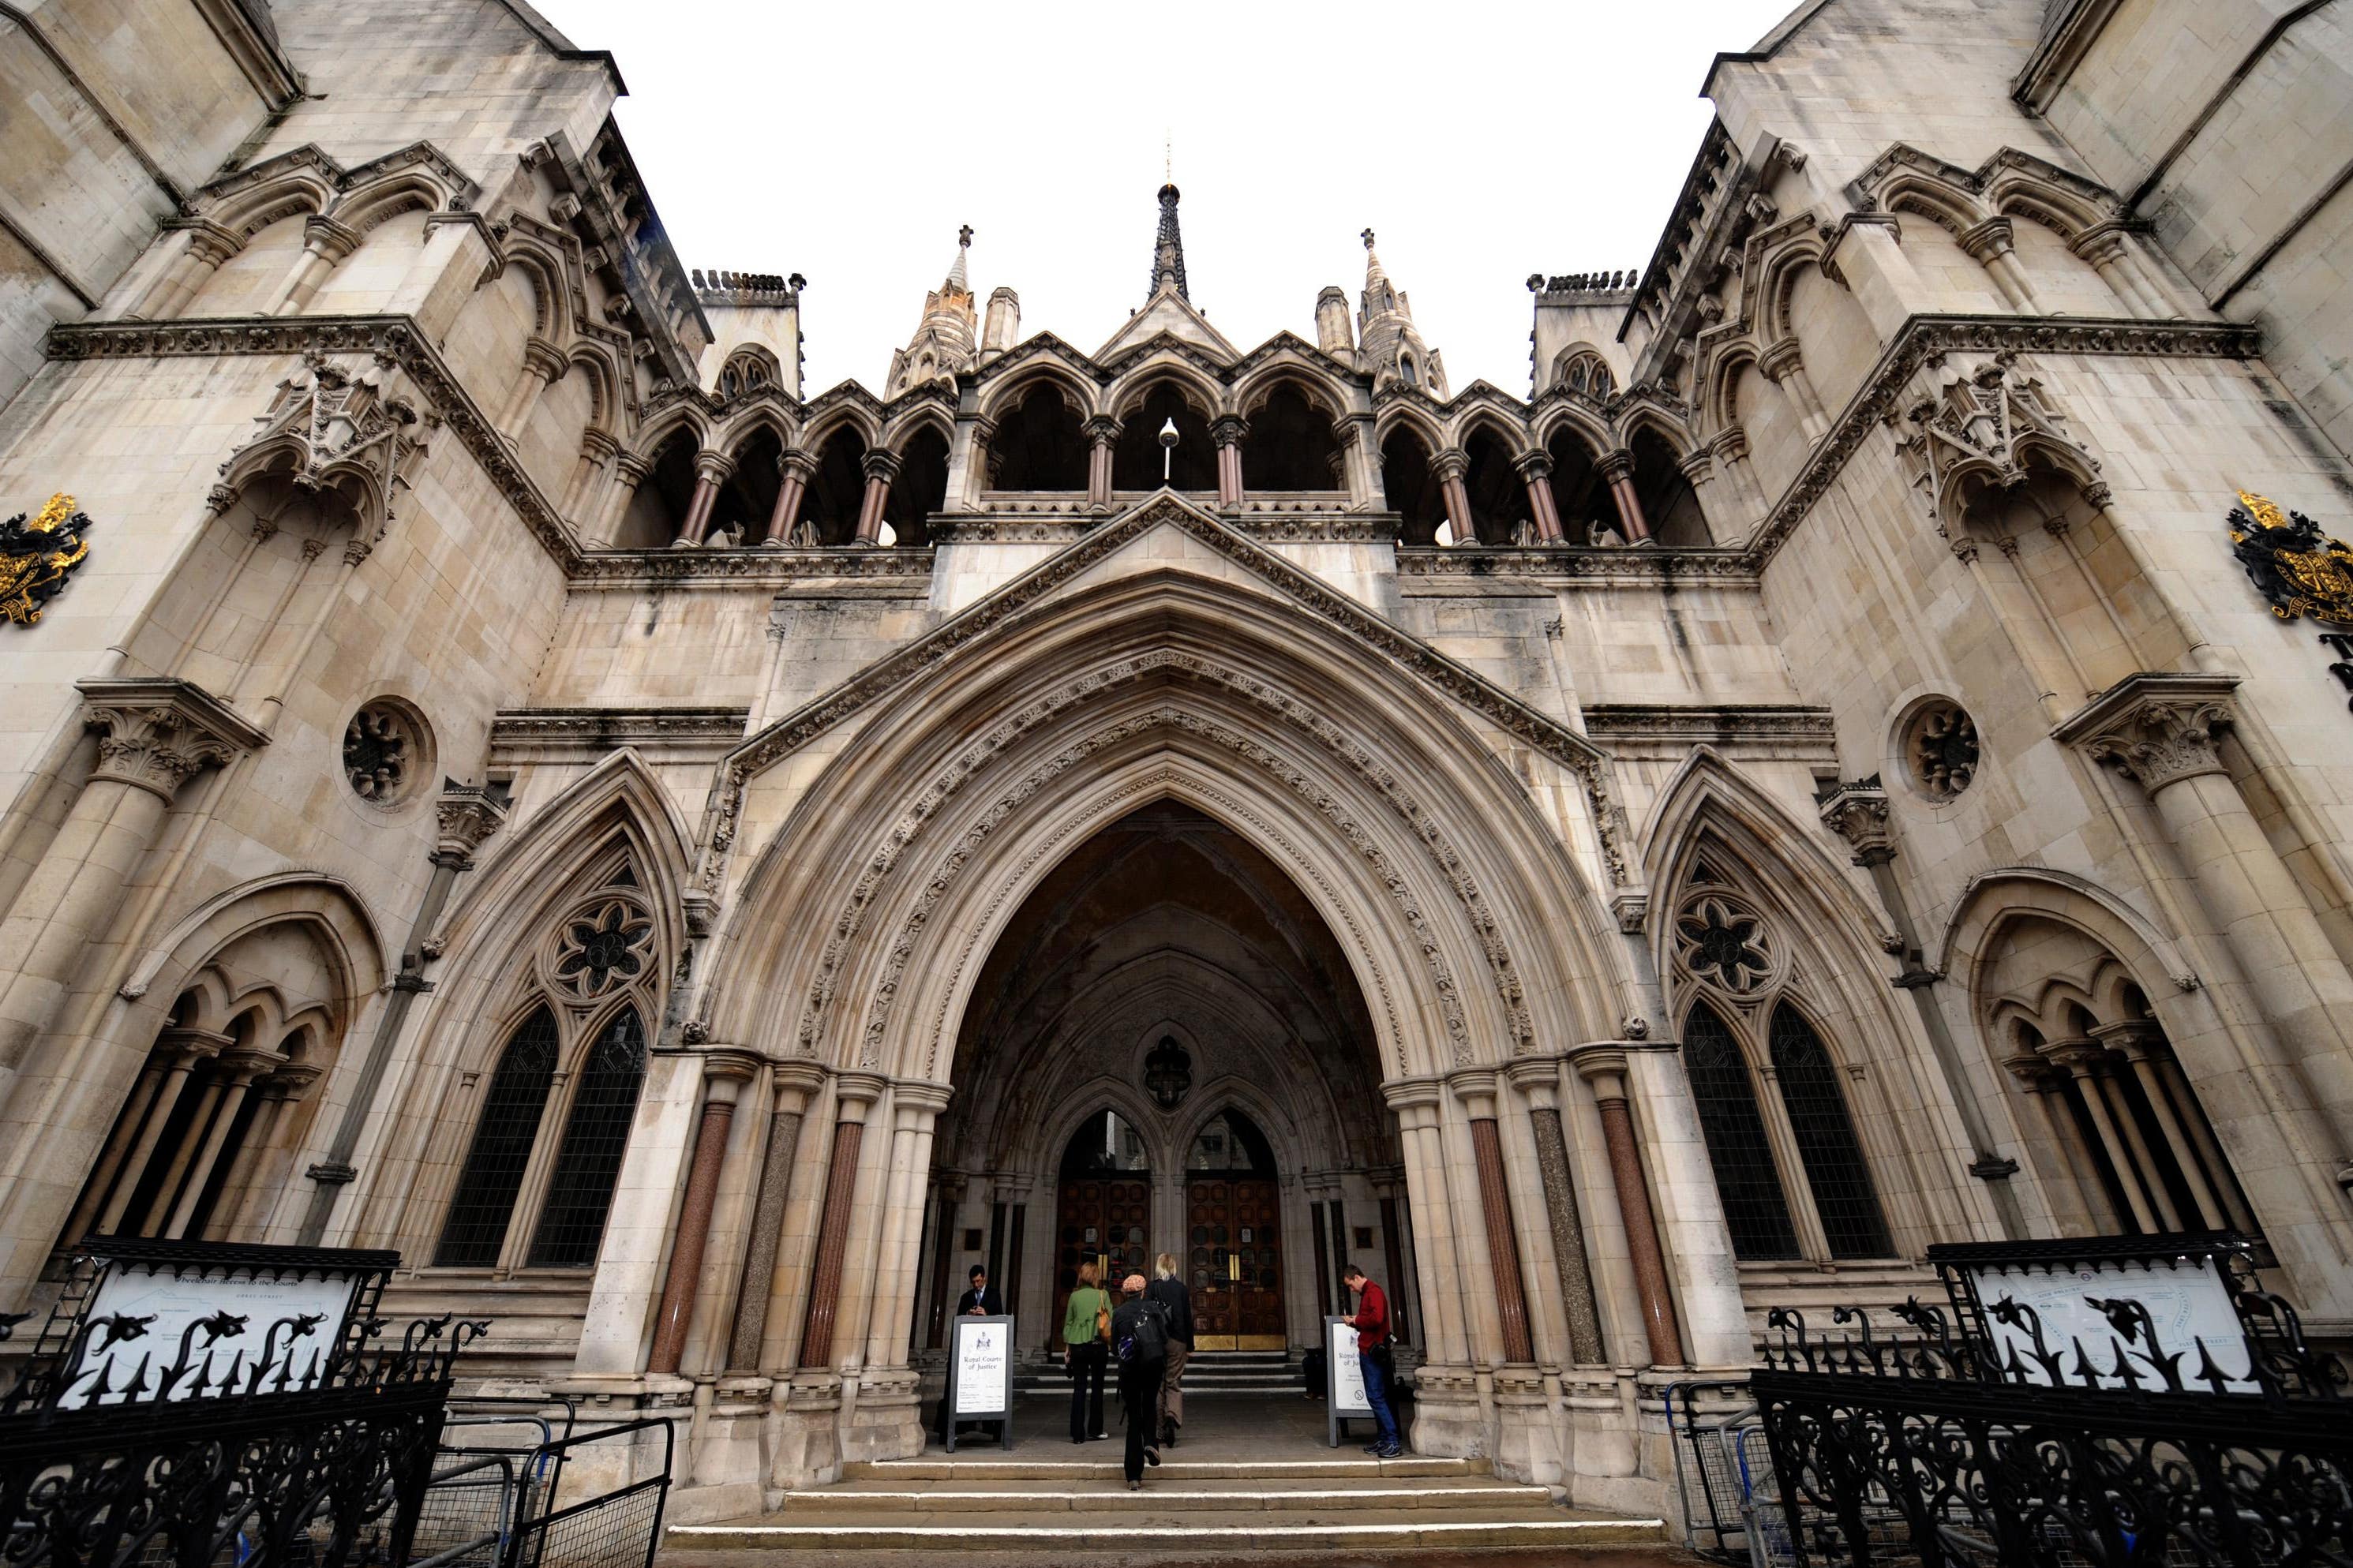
[648,1052,758,1375]
[1084,417,1119,507]
[1571,1047,1682,1367]
[853,449,901,545]
[1514,451,1564,542]
[1433,447,1473,541]
[762,451,816,544]
[675,451,733,546]
[1212,415,1247,507]
[798,1076,883,1368]
[1599,450,1650,542]
[1451,1072,1534,1364]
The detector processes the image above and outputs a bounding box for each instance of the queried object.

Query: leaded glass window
[434,1006,559,1267]
[1684,1001,1800,1259]
[528,1008,647,1267]
[1769,1003,1893,1259]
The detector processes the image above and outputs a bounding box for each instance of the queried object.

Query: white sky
[532,0,1800,397]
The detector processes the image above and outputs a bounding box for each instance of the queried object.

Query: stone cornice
[48,314,586,571]
[1740,313,2259,570]
[1396,546,1758,585]
[567,547,936,588]
[489,706,751,758]
[1579,703,1837,742]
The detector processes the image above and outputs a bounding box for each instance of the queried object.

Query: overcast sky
[532,0,1800,396]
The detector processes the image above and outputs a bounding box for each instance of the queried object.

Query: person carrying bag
[1062,1260,1111,1443]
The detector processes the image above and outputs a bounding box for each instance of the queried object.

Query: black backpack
[1115,1299,1169,1364]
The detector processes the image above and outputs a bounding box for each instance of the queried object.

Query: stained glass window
[527,1008,647,1268]
[1769,1004,1892,1259]
[434,1006,559,1267]
[1684,1001,1800,1259]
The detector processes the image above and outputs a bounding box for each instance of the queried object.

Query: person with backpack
[1145,1252,1193,1447]
[1107,1273,1169,1488]
[1062,1260,1111,1443]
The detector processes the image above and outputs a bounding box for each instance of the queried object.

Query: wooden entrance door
[1052,1177,1150,1345]
[1186,1177,1283,1349]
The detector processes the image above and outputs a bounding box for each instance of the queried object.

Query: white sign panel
[952,1315,1012,1416]
[66,1263,362,1408]
[1969,1256,2254,1391]
[1328,1317,1370,1415]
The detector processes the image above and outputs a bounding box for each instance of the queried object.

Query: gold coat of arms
[2229,490,2353,627]
[0,493,92,627]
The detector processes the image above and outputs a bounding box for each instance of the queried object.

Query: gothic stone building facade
[1,0,2351,1521]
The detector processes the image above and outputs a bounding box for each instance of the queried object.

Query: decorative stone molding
[1890,354,2100,527]
[76,677,268,802]
[1904,700,1980,799]
[2051,672,2239,795]
[488,706,751,761]
[1579,703,1837,742]
[1742,314,2256,565]
[567,550,935,588]
[1396,548,1758,584]
[541,891,657,1005]
[433,780,509,866]
[342,699,425,804]
[1816,778,1894,866]
[1671,889,1781,997]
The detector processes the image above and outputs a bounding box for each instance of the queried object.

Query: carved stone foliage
[77,677,268,803]
[542,893,657,1005]
[1890,354,2103,526]
[1905,701,1980,800]
[1817,777,1894,863]
[1673,889,1781,997]
[2052,673,2239,795]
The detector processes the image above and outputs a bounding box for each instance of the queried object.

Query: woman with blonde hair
[1145,1252,1194,1446]
[1062,1259,1111,1443]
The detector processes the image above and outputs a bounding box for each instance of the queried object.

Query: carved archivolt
[781,647,1562,1070]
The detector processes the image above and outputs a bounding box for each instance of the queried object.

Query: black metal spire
[1148,183,1189,302]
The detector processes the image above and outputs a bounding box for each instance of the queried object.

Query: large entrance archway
[927,801,1400,1357]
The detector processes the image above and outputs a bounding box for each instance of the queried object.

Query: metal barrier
[414,1406,673,1568]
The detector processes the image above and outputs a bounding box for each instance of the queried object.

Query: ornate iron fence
[0,1239,486,1568]
[1752,1293,2352,1566]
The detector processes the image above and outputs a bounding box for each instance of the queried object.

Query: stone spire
[1148,183,1190,301]
[884,224,980,398]
[1355,226,1447,397]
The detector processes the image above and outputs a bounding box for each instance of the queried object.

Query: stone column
[924,1172,966,1349]
[1958,217,2040,312]
[269,215,360,315]
[649,1051,760,1375]
[1598,450,1650,543]
[852,450,901,545]
[1756,339,1829,443]
[2047,1040,2164,1232]
[139,221,243,318]
[675,451,734,547]
[762,451,818,546]
[498,336,567,443]
[1344,411,1384,510]
[733,1061,826,1370]
[78,1027,228,1238]
[1514,451,1565,543]
[2054,673,2353,1156]
[862,1080,954,1370]
[1504,1058,1605,1364]
[563,427,620,520]
[1212,415,1247,507]
[2096,1020,2232,1228]
[798,1074,884,1369]
[1674,448,1723,542]
[1818,780,2027,1237]
[1432,447,1474,544]
[2070,223,2165,318]
[214,1061,320,1240]
[1449,1069,1534,1364]
[160,1045,282,1239]
[1084,416,1119,507]
[600,451,654,539]
[1566,1046,1682,1367]
[0,681,265,1087]
[1709,427,1765,526]
[1380,1079,1466,1366]
[2006,1055,2122,1233]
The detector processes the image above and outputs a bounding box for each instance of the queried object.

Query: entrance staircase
[1011,1346,1299,1397]
[664,1453,1673,1559]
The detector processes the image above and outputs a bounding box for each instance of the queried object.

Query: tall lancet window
[1684,1001,1801,1259]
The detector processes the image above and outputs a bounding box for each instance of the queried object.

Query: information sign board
[1325,1314,1370,1448]
[944,1314,1014,1452]
[1965,1255,2254,1391]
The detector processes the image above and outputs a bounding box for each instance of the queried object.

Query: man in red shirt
[1342,1263,1403,1457]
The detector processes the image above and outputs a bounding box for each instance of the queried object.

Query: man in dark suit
[940,1265,1006,1445]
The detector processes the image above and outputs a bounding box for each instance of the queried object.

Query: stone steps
[665,1454,1672,1558]
[1010,1349,1304,1395]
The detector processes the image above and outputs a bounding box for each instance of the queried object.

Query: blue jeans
[1360,1350,1399,1447]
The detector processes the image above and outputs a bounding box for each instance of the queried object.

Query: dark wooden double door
[1052,1177,1149,1345]
[1187,1177,1283,1349]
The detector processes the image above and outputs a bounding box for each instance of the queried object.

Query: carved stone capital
[1082,414,1122,445]
[1430,447,1470,482]
[1597,448,1636,483]
[1209,414,1249,448]
[178,219,245,269]
[1757,337,1806,384]
[77,678,268,803]
[302,214,362,263]
[780,448,821,481]
[433,780,509,865]
[1817,778,1895,865]
[692,449,737,486]
[521,335,568,384]
[1957,216,2017,265]
[2051,672,2239,795]
[613,450,656,485]
[1710,425,1751,463]
[860,448,903,484]
[579,426,621,462]
[1512,448,1553,481]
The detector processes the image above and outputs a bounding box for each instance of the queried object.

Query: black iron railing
[1752,1293,2351,1566]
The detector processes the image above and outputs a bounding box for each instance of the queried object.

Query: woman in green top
[1062,1260,1110,1443]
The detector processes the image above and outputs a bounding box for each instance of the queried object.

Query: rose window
[1676,895,1774,994]
[1908,702,1980,800]
[551,900,655,1001]
[343,704,414,803]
